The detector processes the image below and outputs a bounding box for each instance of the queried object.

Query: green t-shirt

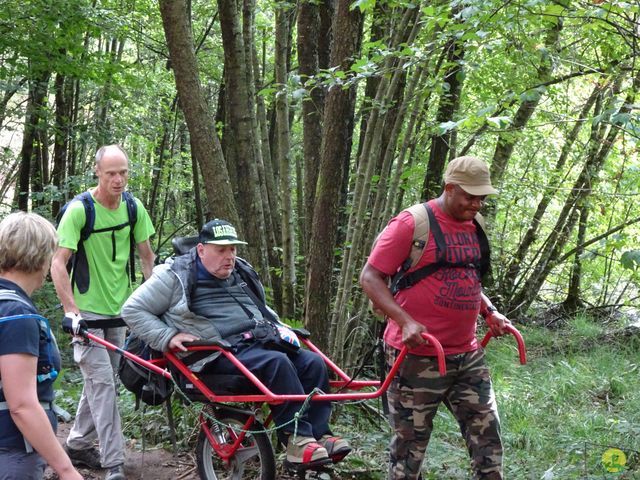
[57,191,156,315]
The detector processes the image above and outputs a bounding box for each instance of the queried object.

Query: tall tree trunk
[489,21,563,189]
[354,2,388,164]
[218,0,268,273]
[16,69,50,212]
[31,86,50,211]
[94,37,124,147]
[422,23,465,200]
[52,71,73,217]
[330,6,420,361]
[159,0,239,223]
[298,0,324,251]
[252,40,283,303]
[304,0,364,351]
[275,4,296,318]
[243,0,273,289]
[191,139,205,229]
[386,67,440,218]
[350,64,426,336]
[149,96,177,224]
[0,77,26,131]
[317,0,334,71]
[562,202,588,313]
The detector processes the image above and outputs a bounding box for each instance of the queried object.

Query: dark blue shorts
[0,448,47,480]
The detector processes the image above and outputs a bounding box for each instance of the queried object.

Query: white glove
[63,312,86,336]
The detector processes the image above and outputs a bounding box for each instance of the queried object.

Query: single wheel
[196,406,276,480]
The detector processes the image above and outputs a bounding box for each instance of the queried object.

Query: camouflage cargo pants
[386,346,503,480]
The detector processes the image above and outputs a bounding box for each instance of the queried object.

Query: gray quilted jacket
[121,249,224,356]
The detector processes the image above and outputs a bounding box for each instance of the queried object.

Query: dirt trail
[43,423,344,480]
[44,423,199,480]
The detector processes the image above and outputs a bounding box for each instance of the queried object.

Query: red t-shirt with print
[367,200,483,356]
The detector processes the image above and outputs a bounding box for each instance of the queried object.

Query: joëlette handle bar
[163,332,446,404]
[480,324,527,365]
[81,329,172,379]
[303,331,446,388]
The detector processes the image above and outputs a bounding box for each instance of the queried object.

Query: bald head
[94,145,130,201]
[95,144,129,168]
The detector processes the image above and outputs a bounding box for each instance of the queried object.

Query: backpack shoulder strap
[56,191,94,241]
[123,191,138,236]
[0,289,32,308]
[392,203,489,293]
[235,257,267,306]
[123,191,138,284]
[232,260,279,324]
[0,290,34,391]
[389,203,437,294]
[405,202,431,269]
[76,191,95,241]
[473,212,491,278]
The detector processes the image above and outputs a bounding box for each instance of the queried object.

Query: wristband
[482,305,498,319]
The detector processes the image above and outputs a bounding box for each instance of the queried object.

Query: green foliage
[350,0,376,13]
[489,320,640,479]
[621,250,640,271]
[2,0,640,411]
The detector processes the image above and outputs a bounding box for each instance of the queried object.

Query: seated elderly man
[121,219,350,469]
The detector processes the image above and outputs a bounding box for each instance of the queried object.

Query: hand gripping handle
[480,324,527,364]
[62,315,88,336]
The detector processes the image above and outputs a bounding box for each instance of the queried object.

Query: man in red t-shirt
[360,156,510,480]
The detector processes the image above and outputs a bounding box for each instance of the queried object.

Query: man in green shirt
[51,145,156,480]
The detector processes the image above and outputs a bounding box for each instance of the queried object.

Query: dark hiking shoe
[64,444,102,469]
[105,464,126,480]
[319,435,352,463]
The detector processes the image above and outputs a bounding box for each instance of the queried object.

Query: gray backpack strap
[0,289,32,307]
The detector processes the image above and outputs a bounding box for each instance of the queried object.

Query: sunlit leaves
[621,250,640,271]
[437,120,458,135]
[542,3,566,25]
[350,0,376,13]
[487,116,512,129]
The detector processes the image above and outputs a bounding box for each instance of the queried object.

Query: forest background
[2,0,640,478]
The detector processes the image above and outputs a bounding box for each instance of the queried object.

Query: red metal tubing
[302,338,353,383]
[83,329,448,403]
[84,331,172,378]
[479,324,527,364]
[420,332,447,376]
[164,333,446,403]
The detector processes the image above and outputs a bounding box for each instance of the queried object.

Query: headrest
[171,236,199,256]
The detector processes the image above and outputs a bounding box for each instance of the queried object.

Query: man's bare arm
[50,247,78,314]
[360,262,426,349]
[137,239,156,280]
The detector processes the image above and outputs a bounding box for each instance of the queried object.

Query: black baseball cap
[199,219,248,246]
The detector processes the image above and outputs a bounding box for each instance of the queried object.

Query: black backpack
[117,334,172,408]
[56,191,138,293]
